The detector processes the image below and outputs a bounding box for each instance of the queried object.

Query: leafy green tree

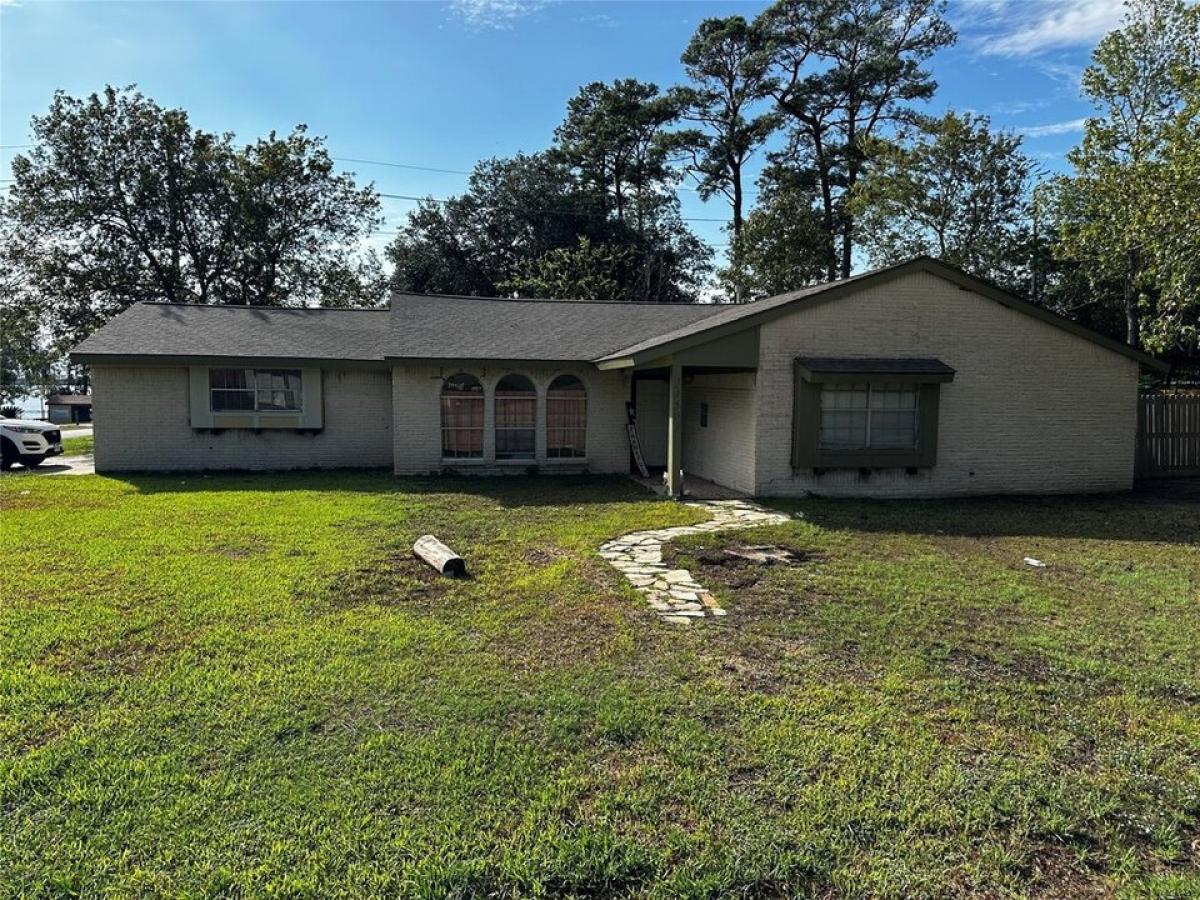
[671,16,779,239]
[389,100,713,304]
[501,237,636,303]
[722,167,827,300]
[1051,0,1199,351]
[552,79,683,232]
[1137,83,1200,353]
[387,153,600,296]
[1,86,384,351]
[755,0,955,279]
[850,112,1032,286]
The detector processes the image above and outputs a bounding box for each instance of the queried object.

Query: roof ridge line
[390,291,726,308]
[137,301,389,311]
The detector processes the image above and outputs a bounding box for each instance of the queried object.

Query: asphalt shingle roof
[72,304,395,363]
[387,292,723,361]
[72,294,725,364]
[70,258,1163,371]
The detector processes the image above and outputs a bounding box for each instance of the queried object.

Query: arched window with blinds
[547,374,587,459]
[441,373,484,459]
[494,374,536,460]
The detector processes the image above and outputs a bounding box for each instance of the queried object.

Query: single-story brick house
[71,257,1164,497]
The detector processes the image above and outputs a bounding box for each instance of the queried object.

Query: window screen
[819,383,917,450]
[211,368,301,412]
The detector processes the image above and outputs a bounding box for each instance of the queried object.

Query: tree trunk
[810,130,838,282]
[1125,247,1140,349]
[731,166,744,239]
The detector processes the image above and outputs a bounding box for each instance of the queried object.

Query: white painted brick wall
[91,366,393,471]
[753,270,1140,497]
[391,364,630,476]
[683,372,756,493]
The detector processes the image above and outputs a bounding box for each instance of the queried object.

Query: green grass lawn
[2,472,1197,898]
[60,434,93,456]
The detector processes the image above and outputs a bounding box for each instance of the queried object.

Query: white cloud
[1017,117,1089,137]
[989,98,1051,115]
[450,0,548,29]
[573,12,615,27]
[970,0,1126,57]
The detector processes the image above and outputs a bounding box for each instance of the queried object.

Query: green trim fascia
[795,367,955,385]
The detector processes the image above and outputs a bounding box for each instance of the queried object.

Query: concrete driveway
[2,454,95,476]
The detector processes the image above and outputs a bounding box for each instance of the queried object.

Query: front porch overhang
[631,358,758,501]
[596,325,759,371]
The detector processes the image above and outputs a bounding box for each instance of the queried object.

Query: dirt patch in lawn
[524,545,567,566]
[330,551,448,609]
[43,629,182,677]
[664,541,822,591]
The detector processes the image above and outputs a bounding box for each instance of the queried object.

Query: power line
[376,191,730,224]
[332,156,473,176]
[332,152,763,198]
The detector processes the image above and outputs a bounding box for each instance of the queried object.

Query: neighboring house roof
[71,257,1165,372]
[46,394,93,406]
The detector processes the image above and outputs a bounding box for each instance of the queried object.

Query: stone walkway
[599,499,794,624]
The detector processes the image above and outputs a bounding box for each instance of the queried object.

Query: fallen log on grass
[413,535,466,577]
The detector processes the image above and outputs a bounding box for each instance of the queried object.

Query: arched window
[547,374,587,459]
[494,374,536,460]
[441,373,484,459]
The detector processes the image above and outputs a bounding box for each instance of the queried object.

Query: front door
[634,377,668,468]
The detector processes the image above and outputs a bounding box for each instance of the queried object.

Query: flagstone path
[599,499,794,624]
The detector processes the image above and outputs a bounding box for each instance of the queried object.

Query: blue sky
[1,0,1124,255]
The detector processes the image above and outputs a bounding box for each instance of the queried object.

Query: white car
[0,417,64,470]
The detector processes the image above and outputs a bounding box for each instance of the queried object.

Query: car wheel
[0,438,16,471]
[19,454,46,468]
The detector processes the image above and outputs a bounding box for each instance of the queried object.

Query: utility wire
[332,156,472,176]
[376,191,730,223]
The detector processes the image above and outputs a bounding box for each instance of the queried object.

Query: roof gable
[596,257,1166,372]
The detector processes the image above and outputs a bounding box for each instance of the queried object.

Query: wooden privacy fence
[1137,394,1200,478]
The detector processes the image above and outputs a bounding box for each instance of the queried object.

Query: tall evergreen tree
[754,0,955,279]
[671,17,779,240]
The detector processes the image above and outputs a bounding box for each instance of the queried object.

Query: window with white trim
[819,383,918,450]
[210,368,303,412]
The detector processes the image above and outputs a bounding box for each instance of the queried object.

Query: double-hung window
[210,368,303,413]
[819,383,919,451]
[792,357,955,470]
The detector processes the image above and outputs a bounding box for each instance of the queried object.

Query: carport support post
[667,361,683,499]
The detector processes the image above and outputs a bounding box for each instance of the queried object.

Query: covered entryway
[597,320,760,499]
